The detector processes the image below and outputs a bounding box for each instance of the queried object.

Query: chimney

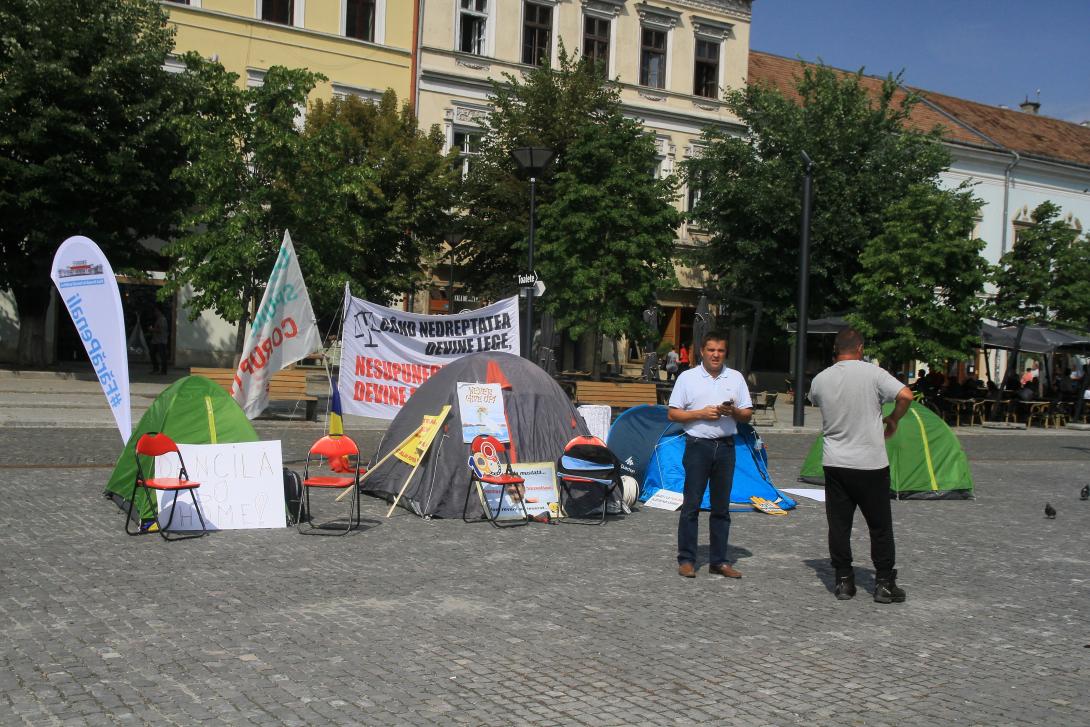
[1020,90,1041,114]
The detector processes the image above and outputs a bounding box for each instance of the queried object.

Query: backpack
[283,467,305,525]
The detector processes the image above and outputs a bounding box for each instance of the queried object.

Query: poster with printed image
[456,382,509,443]
[477,462,559,520]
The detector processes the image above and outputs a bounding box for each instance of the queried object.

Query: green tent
[800,401,974,499]
[105,376,260,519]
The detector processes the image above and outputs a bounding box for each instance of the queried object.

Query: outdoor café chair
[298,434,364,535]
[462,435,529,528]
[555,436,622,525]
[126,432,207,541]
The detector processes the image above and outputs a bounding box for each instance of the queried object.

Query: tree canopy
[164,56,323,351]
[849,183,988,366]
[686,63,951,330]
[297,91,459,316]
[459,48,680,374]
[0,0,185,364]
[990,201,1087,328]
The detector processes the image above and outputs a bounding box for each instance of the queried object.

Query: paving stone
[0,426,1088,725]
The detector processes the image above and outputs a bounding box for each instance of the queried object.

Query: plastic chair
[555,436,622,525]
[127,432,207,541]
[462,435,528,528]
[299,434,364,535]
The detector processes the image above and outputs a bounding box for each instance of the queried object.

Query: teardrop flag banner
[50,236,132,442]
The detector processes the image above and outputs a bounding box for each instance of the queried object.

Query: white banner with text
[338,293,520,419]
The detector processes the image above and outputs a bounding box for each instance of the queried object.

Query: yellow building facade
[163,0,414,103]
[149,1,417,366]
[415,0,753,350]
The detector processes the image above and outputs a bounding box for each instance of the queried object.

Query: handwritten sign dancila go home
[155,441,287,530]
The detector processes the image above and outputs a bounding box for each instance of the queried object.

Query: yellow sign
[394,405,451,466]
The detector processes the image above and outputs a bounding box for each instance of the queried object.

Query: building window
[693,39,719,98]
[453,129,482,179]
[346,0,376,41]
[639,28,666,88]
[164,0,190,5]
[262,0,293,25]
[583,16,610,75]
[687,173,705,213]
[459,0,488,55]
[522,2,553,66]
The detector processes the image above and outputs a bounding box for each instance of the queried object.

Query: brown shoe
[677,562,696,578]
[709,563,742,578]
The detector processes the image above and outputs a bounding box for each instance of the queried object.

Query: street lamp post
[793,151,814,427]
[511,146,553,359]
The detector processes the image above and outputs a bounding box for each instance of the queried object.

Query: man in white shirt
[809,328,914,603]
[667,332,753,578]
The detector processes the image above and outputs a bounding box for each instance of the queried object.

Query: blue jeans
[677,435,735,565]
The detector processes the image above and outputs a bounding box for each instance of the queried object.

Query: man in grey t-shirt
[808,328,914,603]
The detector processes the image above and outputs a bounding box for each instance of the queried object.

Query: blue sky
[749,0,1090,124]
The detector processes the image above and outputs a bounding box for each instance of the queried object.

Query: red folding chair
[126,432,207,540]
[462,435,528,527]
[299,434,364,535]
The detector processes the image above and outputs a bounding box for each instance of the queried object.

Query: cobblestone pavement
[1,425,1088,726]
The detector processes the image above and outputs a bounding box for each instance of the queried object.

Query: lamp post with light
[510,146,553,359]
[793,151,814,427]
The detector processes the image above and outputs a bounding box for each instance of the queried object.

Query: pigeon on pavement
[1045,503,1057,519]
[1080,485,1089,501]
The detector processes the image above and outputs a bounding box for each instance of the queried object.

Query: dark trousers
[677,436,735,565]
[150,343,168,373]
[823,466,895,578]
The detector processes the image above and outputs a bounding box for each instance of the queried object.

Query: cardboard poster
[393,406,451,467]
[456,382,509,443]
[643,489,685,511]
[154,441,286,530]
[478,461,559,520]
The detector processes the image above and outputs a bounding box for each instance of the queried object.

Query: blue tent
[607,405,796,511]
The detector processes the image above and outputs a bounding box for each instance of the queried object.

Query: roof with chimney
[747,50,1090,170]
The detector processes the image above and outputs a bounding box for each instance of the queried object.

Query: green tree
[0,0,186,365]
[296,91,459,315]
[536,113,681,377]
[164,56,324,352]
[849,183,988,367]
[687,63,951,329]
[990,201,1083,326]
[460,47,680,375]
[1050,232,1090,327]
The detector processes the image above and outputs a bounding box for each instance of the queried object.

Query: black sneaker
[874,570,907,604]
[834,573,856,600]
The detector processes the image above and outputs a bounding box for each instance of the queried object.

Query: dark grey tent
[364,351,590,518]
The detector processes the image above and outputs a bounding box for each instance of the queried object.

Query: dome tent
[799,401,974,499]
[364,352,589,518]
[104,376,260,520]
[607,405,796,511]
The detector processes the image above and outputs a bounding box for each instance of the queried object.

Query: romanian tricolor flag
[329,379,344,436]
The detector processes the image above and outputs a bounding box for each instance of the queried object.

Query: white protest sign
[643,489,685,511]
[478,461,559,520]
[231,230,322,419]
[50,236,131,442]
[155,441,286,530]
[338,292,520,419]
